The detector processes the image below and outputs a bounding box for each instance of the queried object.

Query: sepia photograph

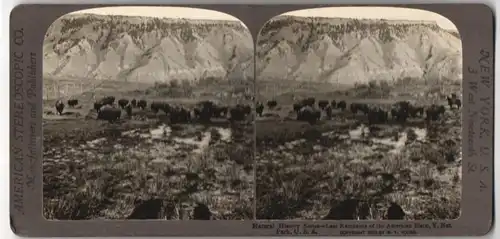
[42,6,255,220]
[255,7,462,220]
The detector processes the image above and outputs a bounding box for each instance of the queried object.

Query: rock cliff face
[256,16,462,85]
[44,13,461,87]
[43,13,254,83]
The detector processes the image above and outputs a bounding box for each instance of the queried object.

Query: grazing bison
[395,100,411,111]
[228,104,251,122]
[151,101,171,114]
[229,107,246,122]
[318,100,329,110]
[241,104,252,116]
[194,100,216,123]
[301,97,316,107]
[367,107,389,125]
[293,103,303,113]
[93,102,103,113]
[330,100,337,109]
[297,106,321,124]
[150,102,161,113]
[137,99,147,110]
[267,100,278,109]
[447,95,462,109]
[169,106,191,124]
[131,99,137,108]
[55,100,65,115]
[409,106,425,118]
[325,105,333,119]
[124,103,133,118]
[256,102,264,117]
[97,106,121,123]
[98,96,115,106]
[350,103,369,115]
[391,101,411,123]
[67,99,78,108]
[425,104,446,122]
[337,100,347,111]
[118,99,129,109]
[213,105,228,118]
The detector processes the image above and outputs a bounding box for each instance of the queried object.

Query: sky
[69,6,457,31]
[69,6,241,21]
[283,7,457,31]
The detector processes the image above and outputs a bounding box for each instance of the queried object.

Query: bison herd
[53,96,254,124]
[256,93,462,125]
[53,93,461,125]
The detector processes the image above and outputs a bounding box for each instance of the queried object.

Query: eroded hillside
[256,16,462,85]
[45,14,462,87]
[43,13,254,83]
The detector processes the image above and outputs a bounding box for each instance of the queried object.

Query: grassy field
[42,77,254,220]
[255,80,462,220]
[43,76,462,220]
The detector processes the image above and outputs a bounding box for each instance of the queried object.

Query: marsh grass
[256,108,462,220]
[43,119,254,220]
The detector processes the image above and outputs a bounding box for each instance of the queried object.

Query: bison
[391,101,411,123]
[228,104,251,122]
[318,100,329,110]
[169,106,192,124]
[124,103,133,118]
[425,104,446,122]
[395,101,411,111]
[97,106,121,123]
[94,102,103,113]
[194,100,216,123]
[337,100,347,111]
[213,105,228,118]
[330,100,337,109]
[67,99,78,108]
[240,104,252,116]
[297,106,321,124]
[256,102,264,117]
[118,99,129,109]
[98,96,115,106]
[151,101,170,114]
[55,100,65,115]
[293,103,303,113]
[137,99,147,110]
[409,106,424,118]
[391,107,408,124]
[367,107,389,125]
[267,100,278,109]
[447,95,462,109]
[301,97,316,107]
[325,105,333,119]
[350,103,369,115]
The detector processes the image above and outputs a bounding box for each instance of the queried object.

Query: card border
[10,3,495,237]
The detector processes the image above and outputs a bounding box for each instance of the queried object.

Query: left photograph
[42,6,255,220]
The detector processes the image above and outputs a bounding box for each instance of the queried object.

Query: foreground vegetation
[42,79,254,220]
[255,79,462,220]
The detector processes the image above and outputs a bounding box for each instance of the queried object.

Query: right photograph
[255,7,462,220]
